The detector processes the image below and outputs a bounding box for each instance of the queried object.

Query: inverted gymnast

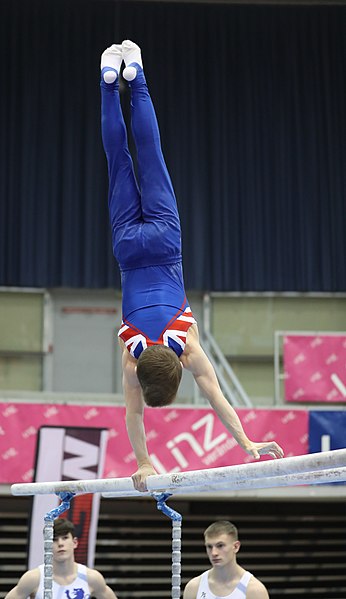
[100,40,284,492]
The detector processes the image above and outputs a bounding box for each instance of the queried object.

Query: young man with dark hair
[5,518,118,599]
[183,520,269,598]
[52,517,76,538]
[100,40,284,492]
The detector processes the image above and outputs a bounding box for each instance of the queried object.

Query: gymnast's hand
[132,463,157,492]
[246,441,284,460]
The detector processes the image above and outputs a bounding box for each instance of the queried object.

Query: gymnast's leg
[100,45,141,259]
[122,40,181,237]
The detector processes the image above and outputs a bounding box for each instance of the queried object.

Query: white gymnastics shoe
[101,44,123,83]
[122,39,143,81]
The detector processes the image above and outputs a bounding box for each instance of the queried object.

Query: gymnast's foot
[101,44,123,84]
[122,39,143,81]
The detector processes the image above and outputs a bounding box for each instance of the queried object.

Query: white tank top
[35,564,90,599]
[197,570,253,599]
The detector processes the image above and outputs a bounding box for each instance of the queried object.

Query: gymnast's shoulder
[182,574,202,599]
[5,567,40,599]
[247,574,270,599]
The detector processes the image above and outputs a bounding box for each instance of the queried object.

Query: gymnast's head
[136,345,183,407]
[203,521,241,561]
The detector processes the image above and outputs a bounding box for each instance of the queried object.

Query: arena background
[0,0,345,598]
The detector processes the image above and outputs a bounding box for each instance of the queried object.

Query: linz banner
[28,426,108,569]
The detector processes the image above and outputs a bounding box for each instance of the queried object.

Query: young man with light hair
[184,520,269,599]
[100,40,284,492]
[5,518,118,599]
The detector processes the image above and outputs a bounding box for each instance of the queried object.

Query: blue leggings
[100,68,182,271]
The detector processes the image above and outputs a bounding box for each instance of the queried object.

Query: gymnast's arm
[181,325,284,460]
[121,341,157,491]
[5,568,40,599]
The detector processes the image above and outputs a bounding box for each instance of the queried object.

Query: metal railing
[200,294,252,408]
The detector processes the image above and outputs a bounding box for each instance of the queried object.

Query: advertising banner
[0,403,308,484]
[309,410,346,453]
[28,426,108,568]
[309,410,346,485]
[284,334,346,402]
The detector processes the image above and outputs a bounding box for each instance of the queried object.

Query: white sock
[100,44,123,83]
[122,40,143,81]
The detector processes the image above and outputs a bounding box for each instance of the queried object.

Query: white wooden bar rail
[11,449,346,497]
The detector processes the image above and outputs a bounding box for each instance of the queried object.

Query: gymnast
[100,40,284,492]
[183,520,269,599]
[5,518,117,599]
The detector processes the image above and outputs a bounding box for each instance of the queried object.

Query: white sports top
[197,570,253,599]
[34,564,90,599]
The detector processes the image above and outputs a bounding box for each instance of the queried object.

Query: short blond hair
[204,521,238,541]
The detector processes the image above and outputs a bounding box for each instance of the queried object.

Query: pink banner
[0,403,308,484]
[284,335,346,403]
